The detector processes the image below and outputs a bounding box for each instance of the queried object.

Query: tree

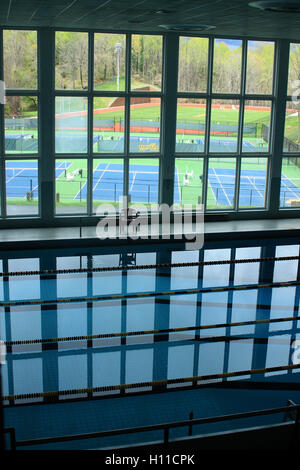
[286,43,300,143]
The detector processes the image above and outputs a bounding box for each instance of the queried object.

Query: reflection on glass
[246,41,274,95]
[176,98,206,153]
[55,97,88,153]
[55,32,88,90]
[8,258,40,301]
[59,355,87,390]
[93,97,125,153]
[129,99,161,153]
[209,100,240,153]
[234,247,260,284]
[4,30,37,89]
[174,157,203,209]
[228,340,254,379]
[203,249,230,287]
[178,37,208,92]
[213,39,242,94]
[55,159,87,214]
[5,160,39,215]
[5,97,38,154]
[131,35,162,91]
[207,157,236,210]
[57,256,87,298]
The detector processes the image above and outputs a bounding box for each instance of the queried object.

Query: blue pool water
[1,238,300,449]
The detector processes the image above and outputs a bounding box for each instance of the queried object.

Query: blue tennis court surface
[209,168,300,207]
[5,161,71,199]
[6,161,300,207]
[78,163,180,204]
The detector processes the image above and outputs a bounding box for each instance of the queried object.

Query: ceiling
[1,0,300,40]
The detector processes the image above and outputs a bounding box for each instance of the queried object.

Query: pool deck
[0,217,300,250]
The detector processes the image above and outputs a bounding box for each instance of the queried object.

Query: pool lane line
[1,254,300,278]
[4,363,300,402]
[0,279,299,308]
[4,314,300,346]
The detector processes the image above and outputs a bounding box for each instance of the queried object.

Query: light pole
[114,43,121,91]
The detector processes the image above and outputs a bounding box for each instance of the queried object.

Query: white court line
[130,170,159,175]
[6,168,27,184]
[212,168,232,206]
[207,177,218,204]
[74,162,112,201]
[129,171,137,192]
[56,161,65,170]
[281,175,300,199]
[92,163,111,191]
[55,161,71,179]
[244,175,264,199]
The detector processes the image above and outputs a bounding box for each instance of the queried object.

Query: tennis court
[5,161,181,205]
[195,138,261,153]
[6,161,71,199]
[208,168,300,207]
[79,163,181,204]
[7,160,300,208]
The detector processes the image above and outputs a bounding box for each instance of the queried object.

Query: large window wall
[175,38,275,211]
[0,29,298,224]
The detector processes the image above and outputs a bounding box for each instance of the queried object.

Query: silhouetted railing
[4,402,300,450]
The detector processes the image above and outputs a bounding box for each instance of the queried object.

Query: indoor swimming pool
[1,237,300,449]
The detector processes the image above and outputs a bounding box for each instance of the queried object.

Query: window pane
[212,39,242,94]
[131,35,162,91]
[246,41,274,95]
[8,258,40,301]
[93,97,125,153]
[55,97,88,153]
[203,249,231,288]
[5,160,39,215]
[288,43,300,96]
[55,32,88,90]
[5,96,38,154]
[55,159,87,214]
[178,37,208,92]
[207,157,236,210]
[176,98,206,153]
[94,33,126,91]
[93,159,123,212]
[210,100,240,153]
[4,30,37,89]
[174,157,203,209]
[243,101,272,152]
[284,101,300,152]
[130,99,161,153]
[239,157,267,209]
[280,157,300,207]
[129,158,159,207]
